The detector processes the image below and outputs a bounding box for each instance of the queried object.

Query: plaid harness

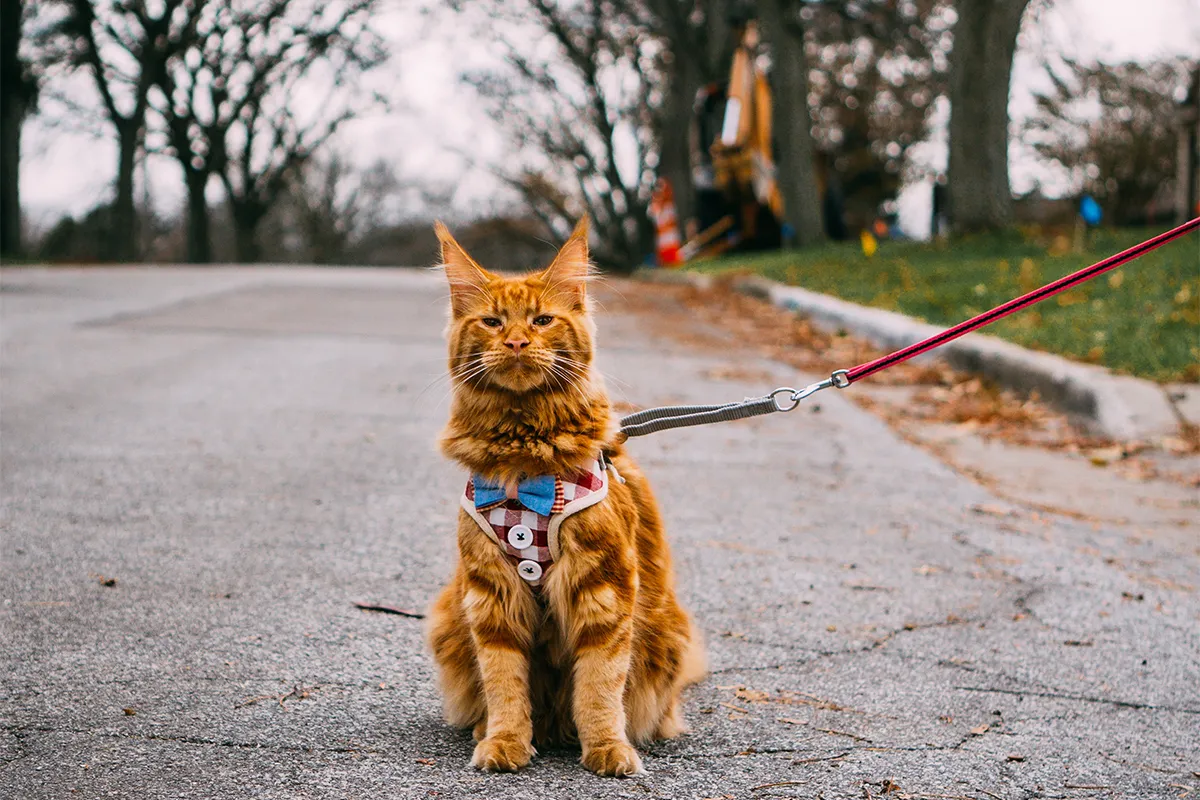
[461,458,609,589]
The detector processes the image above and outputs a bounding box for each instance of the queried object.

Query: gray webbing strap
[619,396,780,438]
[617,372,847,439]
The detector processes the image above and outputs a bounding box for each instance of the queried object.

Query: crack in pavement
[709,611,987,677]
[952,686,1200,715]
[648,736,984,764]
[0,724,376,756]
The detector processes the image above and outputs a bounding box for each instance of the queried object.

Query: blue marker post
[1076,194,1102,252]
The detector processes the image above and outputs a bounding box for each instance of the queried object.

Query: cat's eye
[480,317,503,328]
[532,315,554,326]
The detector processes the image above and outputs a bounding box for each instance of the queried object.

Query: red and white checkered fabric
[463,459,607,588]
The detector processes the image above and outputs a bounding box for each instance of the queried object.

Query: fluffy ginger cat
[426,218,705,777]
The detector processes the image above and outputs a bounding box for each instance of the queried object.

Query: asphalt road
[2,267,1197,800]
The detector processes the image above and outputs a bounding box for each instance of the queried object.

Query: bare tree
[946,0,1033,233]
[1025,56,1196,225]
[152,0,387,263]
[286,154,360,264]
[800,0,952,231]
[38,0,203,261]
[457,0,663,269]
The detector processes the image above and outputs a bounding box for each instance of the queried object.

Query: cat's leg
[654,697,686,740]
[553,574,644,776]
[654,620,706,740]
[427,581,484,731]
[624,607,706,744]
[622,625,685,745]
[462,573,539,772]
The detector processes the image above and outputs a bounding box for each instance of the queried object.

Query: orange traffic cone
[650,178,683,267]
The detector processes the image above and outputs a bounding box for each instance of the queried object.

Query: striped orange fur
[426,218,705,776]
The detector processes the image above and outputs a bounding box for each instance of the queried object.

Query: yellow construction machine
[683,15,843,260]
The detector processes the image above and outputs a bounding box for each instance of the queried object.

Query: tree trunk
[659,53,700,233]
[946,0,1030,234]
[112,132,139,261]
[231,202,266,263]
[759,0,826,247]
[0,92,21,259]
[184,170,213,264]
[704,0,734,84]
[0,0,24,259]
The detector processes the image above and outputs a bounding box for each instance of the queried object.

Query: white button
[516,560,543,582]
[507,525,534,549]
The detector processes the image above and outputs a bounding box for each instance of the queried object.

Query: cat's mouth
[480,351,553,391]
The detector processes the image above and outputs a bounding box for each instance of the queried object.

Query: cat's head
[436,218,596,395]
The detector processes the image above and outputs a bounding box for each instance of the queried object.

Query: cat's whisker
[547,363,590,405]
[546,367,575,400]
[410,359,485,405]
[454,363,493,388]
[552,356,619,387]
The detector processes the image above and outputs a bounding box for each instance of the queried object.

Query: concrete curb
[635,268,1180,440]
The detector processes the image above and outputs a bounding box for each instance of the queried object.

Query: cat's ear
[541,216,591,308]
[435,221,494,318]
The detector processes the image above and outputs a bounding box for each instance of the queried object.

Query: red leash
[619,218,1200,438]
[843,216,1200,385]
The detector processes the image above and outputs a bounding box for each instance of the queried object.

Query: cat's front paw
[471,734,535,772]
[581,740,645,777]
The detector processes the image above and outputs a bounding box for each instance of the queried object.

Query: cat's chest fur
[443,406,610,483]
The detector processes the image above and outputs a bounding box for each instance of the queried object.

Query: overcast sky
[20,0,1200,238]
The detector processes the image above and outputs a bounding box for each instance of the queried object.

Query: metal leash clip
[768,370,850,413]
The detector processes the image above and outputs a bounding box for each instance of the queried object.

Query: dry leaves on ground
[235,684,317,710]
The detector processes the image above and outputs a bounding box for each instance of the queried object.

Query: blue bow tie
[473,474,556,516]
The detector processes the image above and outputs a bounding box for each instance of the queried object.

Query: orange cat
[426,218,705,776]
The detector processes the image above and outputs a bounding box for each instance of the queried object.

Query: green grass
[694,227,1200,383]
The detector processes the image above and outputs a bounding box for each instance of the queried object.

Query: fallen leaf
[122,708,136,716]
[415,758,436,765]
[816,727,870,742]
[1086,445,1125,466]
[970,723,990,736]
[971,503,1019,518]
[1162,437,1194,455]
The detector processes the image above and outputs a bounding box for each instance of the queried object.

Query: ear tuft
[435,221,494,317]
[541,217,592,307]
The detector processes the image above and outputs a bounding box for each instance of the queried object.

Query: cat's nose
[504,337,529,354]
